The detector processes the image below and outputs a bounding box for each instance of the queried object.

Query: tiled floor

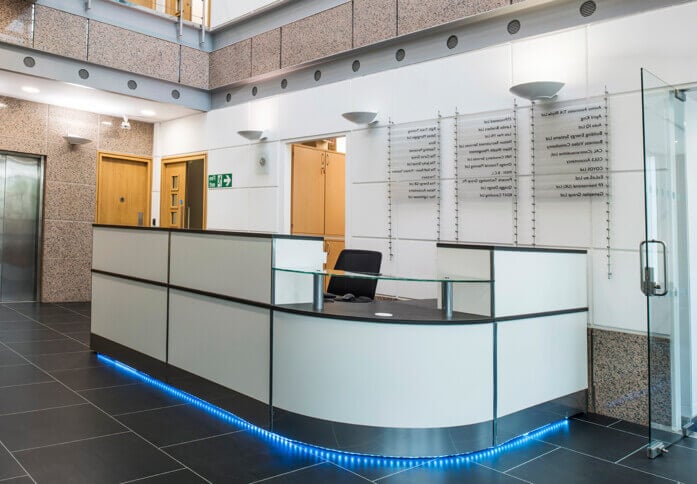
[0,303,695,483]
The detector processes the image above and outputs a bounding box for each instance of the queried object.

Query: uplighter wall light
[509,81,565,102]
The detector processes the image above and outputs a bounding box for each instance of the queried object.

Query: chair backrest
[327,249,382,299]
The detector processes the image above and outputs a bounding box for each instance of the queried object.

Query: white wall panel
[607,92,644,172]
[350,183,389,238]
[169,290,270,402]
[591,171,644,251]
[588,2,697,94]
[458,198,516,245]
[248,187,280,232]
[206,103,251,150]
[156,113,207,157]
[393,239,438,300]
[170,232,272,303]
[512,28,588,102]
[494,250,587,317]
[347,128,388,183]
[92,274,167,361]
[535,197,593,248]
[273,312,494,428]
[92,227,169,282]
[393,198,440,240]
[277,81,352,140]
[207,188,249,230]
[497,312,588,417]
[591,248,646,333]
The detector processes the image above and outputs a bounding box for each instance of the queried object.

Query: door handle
[640,240,668,296]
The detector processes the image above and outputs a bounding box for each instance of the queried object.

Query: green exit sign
[208,173,232,189]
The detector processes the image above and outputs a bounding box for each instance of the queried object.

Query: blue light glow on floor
[97,354,569,466]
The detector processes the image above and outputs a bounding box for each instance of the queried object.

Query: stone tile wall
[0,96,153,302]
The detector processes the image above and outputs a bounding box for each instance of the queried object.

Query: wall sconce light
[509,81,565,102]
[237,130,266,141]
[63,135,92,145]
[341,111,378,125]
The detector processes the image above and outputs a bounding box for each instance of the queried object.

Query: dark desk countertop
[273,298,491,325]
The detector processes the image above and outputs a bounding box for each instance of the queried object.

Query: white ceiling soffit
[0,69,201,123]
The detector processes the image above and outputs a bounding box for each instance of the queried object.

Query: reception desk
[91,225,588,458]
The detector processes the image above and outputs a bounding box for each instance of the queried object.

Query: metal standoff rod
[441,280,453,319]
[313,273,325,311]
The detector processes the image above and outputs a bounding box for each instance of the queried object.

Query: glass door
[640,69,691,457]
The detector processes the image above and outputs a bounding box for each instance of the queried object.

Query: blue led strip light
[97,354,568,466]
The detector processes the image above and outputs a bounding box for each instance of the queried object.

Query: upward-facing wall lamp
[509,81,565,102]
[341,111,379,125]
[237,130,266,141]
[63,135,92,145]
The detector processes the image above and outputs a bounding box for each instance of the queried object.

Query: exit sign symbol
[208,173,233,189]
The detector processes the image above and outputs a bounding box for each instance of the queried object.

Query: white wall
[154,2,697,335]
[686,94,697,418]
[210,0,279,28]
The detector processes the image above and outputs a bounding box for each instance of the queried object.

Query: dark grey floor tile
[327,458,420,481]
[5,338,87,356]
[0,328,64,343]
[117,404,242,447]
[123,468,206,483]
[15,432,181,484]
[0,320,41,331]
[25,351,106,372]
[537,419,647,462]
[0,381,84,415]
[166,430,321,483]
[509,447,673,484]
[262,462,369,483]
[0,349,27,367]
[573,413,622,427]
[609,420,650,438]
[676,436,697,450]
[0,307,31,322]
[0,444,24,480]
[378,461,523,483]
[1,476,33,483]
[42,321,91,333]
[62,331,90,344]
[0,364,52,388]
[51,365,138,391]
[80,382,183,416]
[476,438,558,472]
[0,403,125,451]
[620,443,697,483]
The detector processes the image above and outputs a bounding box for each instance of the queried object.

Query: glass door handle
[640,240,668,296]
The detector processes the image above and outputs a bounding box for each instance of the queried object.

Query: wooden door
[324,151,345,237]
[96,154,151,226]
[130,0,155,9]
[161,162,187,228]
[291,145,325,235]
[165,0,192,20]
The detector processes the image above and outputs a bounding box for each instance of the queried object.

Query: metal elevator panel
[0,154,41,302]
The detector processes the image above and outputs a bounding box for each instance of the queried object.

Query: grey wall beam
[0,42,211,112]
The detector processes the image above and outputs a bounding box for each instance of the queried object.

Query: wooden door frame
[96,151,153,225]
[160,153,208,229]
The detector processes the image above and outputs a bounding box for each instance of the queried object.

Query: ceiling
[0,69,202,123]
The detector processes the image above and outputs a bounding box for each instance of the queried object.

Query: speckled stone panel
[281,3,353,68]
[43,221,93,261]
[354,0,397,48]
[180,46,209,90]
[88,21,179,83]
[397,0,509,35]
[0,97,48,151]
[0,0,33,47]
[44,181,96,223]
[41,258,92,302]
[251,29,281,77]
[46,106,98,185]
[591,328,650,425]
[209,39,251,89]
[34,6,88,60]
[98,115,154,157]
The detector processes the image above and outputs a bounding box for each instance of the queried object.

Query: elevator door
[0,154,41,301]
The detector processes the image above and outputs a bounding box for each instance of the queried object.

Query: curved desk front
[90,225,588,458]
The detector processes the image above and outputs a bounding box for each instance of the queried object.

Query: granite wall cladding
[88,21,180,83]
[397,0,509,35]
[280,2,353,68]
[34,6,88,60]
[589,328,672,426]
[181,46,210,90]
[0,0,33,47]
[354,0,397,48]
[0,98,153,303]
[251,29,281,77]
[210,39,252,89]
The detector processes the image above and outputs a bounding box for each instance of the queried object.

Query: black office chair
[327,249,382,300]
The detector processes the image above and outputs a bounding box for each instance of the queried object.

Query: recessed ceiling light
[100,121,113,126]
[0,102,7,109]
[21,86,40,94]
[140,109,156,116]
